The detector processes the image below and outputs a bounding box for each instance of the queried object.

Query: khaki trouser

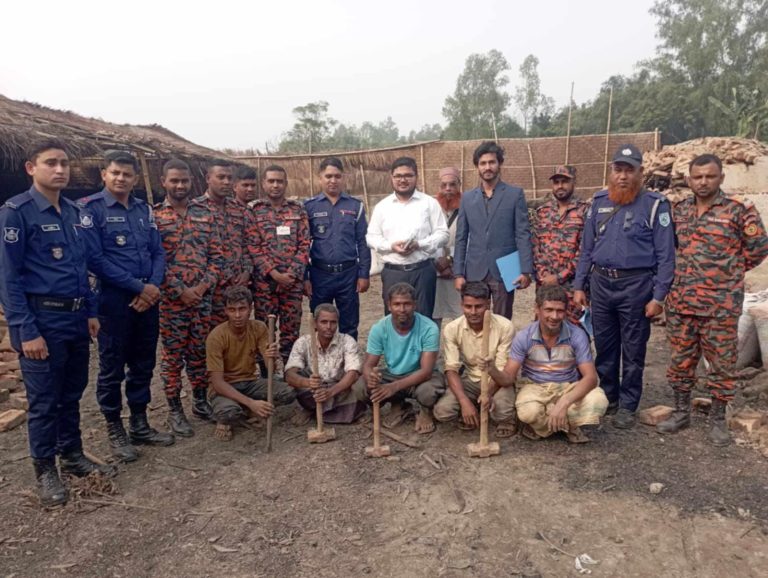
[377,369,445,409]
[433,375,516,424]
[515,381,608,438]
[210,378,295,425]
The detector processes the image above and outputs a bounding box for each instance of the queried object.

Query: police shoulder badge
[80,214,93,228]
[51,246,64,259]
[3,227,20,243]
[745,223,759,237]
[658,212,671,227]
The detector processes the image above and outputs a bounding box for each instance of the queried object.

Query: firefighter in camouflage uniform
[196,160,253,327]
[248,165,310,366]
[155,158,224,437]
[532,165,589,325]
[659,154,768,446]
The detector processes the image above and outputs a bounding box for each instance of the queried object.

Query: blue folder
[496,251,521,292]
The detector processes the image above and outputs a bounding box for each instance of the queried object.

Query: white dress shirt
[366,190,449,265]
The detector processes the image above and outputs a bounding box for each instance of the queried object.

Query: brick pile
[0,306,26,432]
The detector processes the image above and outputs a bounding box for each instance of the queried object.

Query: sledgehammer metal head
[307,426,336,443]
[365,444,391,458]
[466,441,500,458]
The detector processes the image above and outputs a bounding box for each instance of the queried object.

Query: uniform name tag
[276,225,291,236]
[597,207,614,214]
[340,209,356,216]
[313,212,328,218]
[41,224,61,232]
[107,216,126,223]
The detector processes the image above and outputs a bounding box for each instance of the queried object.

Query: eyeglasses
[392,173,416,181]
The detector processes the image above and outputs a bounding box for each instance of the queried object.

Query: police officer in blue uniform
[304,157,371,340]
[0,139,115,508]
[79,151,174,462]
[573,144,675,429]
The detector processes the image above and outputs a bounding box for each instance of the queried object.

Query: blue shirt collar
[531,320,571,344]
[29,186,57,213]
[100,187,138,208]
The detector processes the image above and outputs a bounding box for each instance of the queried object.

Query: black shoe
[191,388,214,421]
[106,420,139,462]
[129,412,175,446]
[59,450,117,478]
[657,390,691,434]
[166,396,194,437]
[33,459,68,508]
[613,408,637,429]
[606,400,619,416]
[708,398,731,447]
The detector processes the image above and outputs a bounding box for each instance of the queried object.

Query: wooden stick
[266,314,276,453]
[419,145,426,193]
[565,81,574,164]
[310,318,323,434]
[358,164,370,216]
[137,151,154,205]
[527,143,537,200]
[479,311,491,447]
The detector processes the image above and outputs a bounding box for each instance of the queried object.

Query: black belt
[383,260,431,272]
[312,260,357,274]
[593,265,653,279]
[29,295,86,312]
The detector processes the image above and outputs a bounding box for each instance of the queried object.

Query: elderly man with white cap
[432,167,463,328]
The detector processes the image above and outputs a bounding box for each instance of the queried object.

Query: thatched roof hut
[0,94,231,203]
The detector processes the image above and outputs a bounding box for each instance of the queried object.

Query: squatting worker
[248,165,310,365]
[532,165,588,324]
[0,139,114,508]
[454,141,533,320]
[304,157,371,340]
[79,151,174,463]
[197,159,253,327]
[432,167,464,329]
[285,303,368,426]
[206,286,295,441]
[573,144,675,430]
[156,158,225,436]
[366,157,448,318]
[362,282,445,435]
[433,281,517,437]
[491,285,608,443]
[658,154,768,446]
[233,165,259,207]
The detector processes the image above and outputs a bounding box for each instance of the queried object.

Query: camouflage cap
[549,165,576,180]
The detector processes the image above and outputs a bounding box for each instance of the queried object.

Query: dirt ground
[2,276,768,578]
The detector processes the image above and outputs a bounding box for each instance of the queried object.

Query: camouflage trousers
[666,312,738,401]
[159,298,211,398]
[252,277,303,362]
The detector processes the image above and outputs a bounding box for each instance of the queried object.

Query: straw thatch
[0,94,232,201]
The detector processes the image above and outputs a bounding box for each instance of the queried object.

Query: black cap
[611,144,643,168]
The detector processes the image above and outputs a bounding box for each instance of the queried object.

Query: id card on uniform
[276,225,291,236]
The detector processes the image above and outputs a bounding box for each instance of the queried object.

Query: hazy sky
[0,0,659,151]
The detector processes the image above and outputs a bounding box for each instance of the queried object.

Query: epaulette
[725,193,754,209]
[2,191,34,210]
[153,202,165,210]
[248,199,267,209]
[78,191,106,206]
[645,189,667,201]
[286,198,303,207]
[62,196,80,209]
[593,189,609,198]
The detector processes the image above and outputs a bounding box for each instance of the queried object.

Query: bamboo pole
[359,164,370,215]
[565,81,574,164]
[602,86,614,188]
[307,157,314,200]
[137,151,154,205]
[654,127,660,151]
[527,143,537,199]
[419,144,426,193]
[256,157,262,199]
[460,144,465,187]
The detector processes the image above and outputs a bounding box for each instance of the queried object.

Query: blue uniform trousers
[10,308,90,460]
[590,271,653,412]
[309,266,360,340]
[96,287,159,421]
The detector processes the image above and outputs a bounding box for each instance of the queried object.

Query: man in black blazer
[453,141,533,319]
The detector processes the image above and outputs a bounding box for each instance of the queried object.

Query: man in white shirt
[366,157,449,317]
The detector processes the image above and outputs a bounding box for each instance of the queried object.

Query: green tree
[443,50,520,139]
[407,123,444,142]
[514,54,554,135]
[278,101,338,153]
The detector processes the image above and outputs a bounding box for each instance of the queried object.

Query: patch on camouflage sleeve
[745,223,759,236]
